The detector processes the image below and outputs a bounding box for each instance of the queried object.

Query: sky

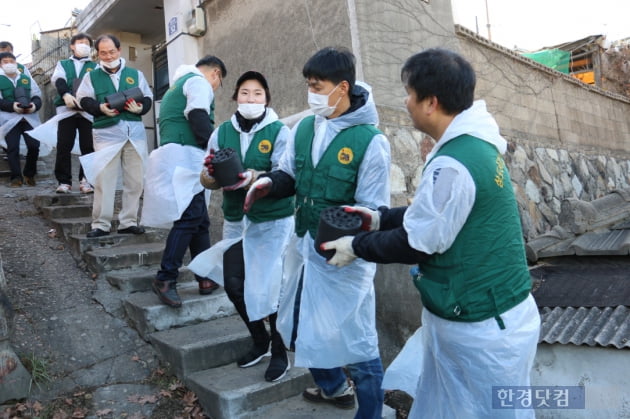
[1,0,628,63]
[451,0,629,51]
[0,0,91,63]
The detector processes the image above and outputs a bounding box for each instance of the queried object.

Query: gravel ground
[0,172,206,418]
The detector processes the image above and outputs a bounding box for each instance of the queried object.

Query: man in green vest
[0,41,31,77]
[244,47,391,417]
[0,51,41,187]
[142,56,225,307]
[321,48,541,418]
[76,34,153,238]
[51,32,96,194]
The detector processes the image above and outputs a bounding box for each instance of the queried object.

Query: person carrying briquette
[193,70,294,383]
[51,32,97,194]
[243,47,391,418]
[320,48,541,419]
[0,51,41,187]
[76,34,153,238]
[143,55,226,308]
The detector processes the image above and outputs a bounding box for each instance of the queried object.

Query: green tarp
[521,49,570,73]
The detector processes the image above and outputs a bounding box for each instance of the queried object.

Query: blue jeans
[310,357,384,419]
[156,191,210,283]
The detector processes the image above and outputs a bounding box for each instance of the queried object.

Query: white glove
[200,168,220,190]
[343,205,380,231]
[12,102,24,114]
[99,103,118,117]
[321,236,357,267]
[223,170,254,191]
[244,177,272,212]
[124,98,143,114]
[63,93,79,109]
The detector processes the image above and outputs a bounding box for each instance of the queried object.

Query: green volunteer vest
[0,73,31,102]
[293,115,379,238]
[218,120,294,223]
[53,59,96,107]
[90,67,142,129]
[159,72,208,148]
[416,134,531,327]
[17,63,26,74]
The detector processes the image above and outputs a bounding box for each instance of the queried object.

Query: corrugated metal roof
[539,306,630,349]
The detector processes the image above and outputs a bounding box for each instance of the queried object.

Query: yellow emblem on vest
[86,68,93,72]
[338,147,353,164]
[258,139,272,154]
[125,76,135,85]
[20,78,28,85]
[494,155,505,188]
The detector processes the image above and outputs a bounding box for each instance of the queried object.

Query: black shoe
[198,279,220,295]
[86,228,109,238]
[237,344,270,368]
[265,350,290,382]
[117,226,145,234]
[152,279,182,308]
[302,385,356,409]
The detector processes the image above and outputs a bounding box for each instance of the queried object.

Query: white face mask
[101,58,121,69]
[2,63,17,75]
[75,43,91,58]
[237,103,266,120]
[308,84,341,117]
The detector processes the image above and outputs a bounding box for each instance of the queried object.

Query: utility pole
[485,0,492,41]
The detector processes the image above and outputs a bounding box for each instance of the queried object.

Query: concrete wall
[532,344,630,418]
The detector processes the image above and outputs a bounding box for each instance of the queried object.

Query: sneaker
[302,385,356,410]
[24,176,36,186]
[56,183,72,194]
[9,178,22,188]
[152,279,182,308]
[237,344,270,368]
[198,279,220,295]
[79,178,93,194]
[265,351,290,382]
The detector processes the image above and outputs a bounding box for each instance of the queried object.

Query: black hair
[196,55,227,78]
[0,41,14,51]
[94,34,121,51]
[302,46,355,89]
[0,52,16,61]
[401,48,475,115]
[71,32,93,47]
[231,71,270,105]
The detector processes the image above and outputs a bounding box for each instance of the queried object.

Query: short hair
[0,52,16,61]
[401,48,475,115]
[0,41,14,51]
[94,34,120,51]
[196,55,227,78]
[231,71,270,105]
[302,46,356,89]
[71,33,93,47]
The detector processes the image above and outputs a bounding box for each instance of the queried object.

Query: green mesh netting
[521,49,571,73]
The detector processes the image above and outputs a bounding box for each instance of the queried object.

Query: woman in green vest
[51,32,96,194]
[197,71,294,382]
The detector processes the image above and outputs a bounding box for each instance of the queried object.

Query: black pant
[6,119,39,180]
[224,241,279,348]
[157,192,211,283]
[54,114,94,184]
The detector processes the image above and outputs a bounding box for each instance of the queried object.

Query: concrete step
[33,192,93,210]
[150,315,251,377]
[122,282,235,340]
[240,392,397,419]
[41,204,92,219]
[50,216,119,240]
[185,354,314,419]
[84,241,164,273]
[66,229,169,264]
[104,265,195,293]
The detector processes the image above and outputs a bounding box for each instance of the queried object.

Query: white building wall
[532,344,630,418]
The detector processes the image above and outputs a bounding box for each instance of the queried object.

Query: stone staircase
[32,191,396,418]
